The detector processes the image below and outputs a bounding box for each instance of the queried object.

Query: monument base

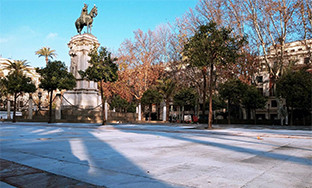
[62,33,101,109]
[62,90,100,109]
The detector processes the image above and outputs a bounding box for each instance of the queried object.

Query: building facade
[0,57,48,116]
[254,39,312,121]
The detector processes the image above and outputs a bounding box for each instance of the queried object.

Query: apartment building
[254,39,311,121]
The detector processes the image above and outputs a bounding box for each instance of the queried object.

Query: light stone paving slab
[1,122,311,187]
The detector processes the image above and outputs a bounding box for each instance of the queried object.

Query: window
[256,76,263,83]
[290,49,295,52]
[304,57,310,64]
[298,48,303,51]
[271,100,277,107]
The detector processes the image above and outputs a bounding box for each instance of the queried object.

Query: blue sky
[0,0,198,68]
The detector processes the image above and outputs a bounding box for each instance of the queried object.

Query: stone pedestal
[63,34,101,109]
[55,94,62,119]
[28,95,33,119]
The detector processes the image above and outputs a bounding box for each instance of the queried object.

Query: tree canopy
[141,88,162,121]
[37,61,76,92]
[80,46,118,83]
[156,77,176,121]
[173,87,198,108]
[35,47,57,65]
[183,22,247,69]
[219,79,266,124]
[36,60,76,123]
[183,21,247,128]
[2,60,36,122]
[277,68,312,125]
[79,46,118,125]
[110,95,134,113]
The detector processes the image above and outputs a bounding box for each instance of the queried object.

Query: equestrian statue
[75,4,98,34]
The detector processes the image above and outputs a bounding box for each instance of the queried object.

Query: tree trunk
[208,64,213,129]
[45,56,48,66]
[157,103,160,120]
[48,90,53,123]
[149,103,152,121]
[253,109,257,125]
[227,99,231,125]
[7,98,11,120]
[100,81,106,125]
[182,105,185,122]
[202,67,207,117]
[13,93,17,123]
[247,108,250,120]
[196,98,200,116]
[178,106,181,122]
[290,102,293,126]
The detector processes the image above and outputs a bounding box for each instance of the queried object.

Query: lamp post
[267,103,270,120]
[38,91,42,111]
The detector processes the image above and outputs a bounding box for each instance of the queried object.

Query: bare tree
[117,29,164,121]
[241,0,300,92]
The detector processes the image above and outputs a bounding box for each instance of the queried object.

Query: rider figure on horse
[81,3,88,23]
[75,4,97,34]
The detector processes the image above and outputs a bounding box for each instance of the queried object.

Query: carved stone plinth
[63,34,100,109]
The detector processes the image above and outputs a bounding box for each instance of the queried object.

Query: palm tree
[3,59,36,122]
[4,60,32,75]
[0,69,4,78]
[35,47,57,65]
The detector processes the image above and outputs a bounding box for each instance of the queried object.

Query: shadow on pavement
[0,124,176,187]
[114,125,312,167]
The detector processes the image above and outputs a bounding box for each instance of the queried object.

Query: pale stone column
[242,108,247,120]
[138,103,142,121]
[55,94,62,120]
[28,95,33,119]
[163,101,166,122]
[105,100,108,121]
[7,100,11,120]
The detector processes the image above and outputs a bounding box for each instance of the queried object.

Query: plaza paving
[0,122,311,188]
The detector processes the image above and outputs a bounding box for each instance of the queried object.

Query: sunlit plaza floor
[1,122,311,187]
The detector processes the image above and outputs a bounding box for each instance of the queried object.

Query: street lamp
[38,91,42,111]
[267,103,270,120]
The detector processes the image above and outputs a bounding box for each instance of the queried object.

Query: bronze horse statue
[75,4,98,34]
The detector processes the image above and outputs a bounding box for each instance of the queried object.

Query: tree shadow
[0,123,177,187]
[114,125,312,167]
[230,128,312,137]
[194,133,312,152]
[115,124,312,151]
